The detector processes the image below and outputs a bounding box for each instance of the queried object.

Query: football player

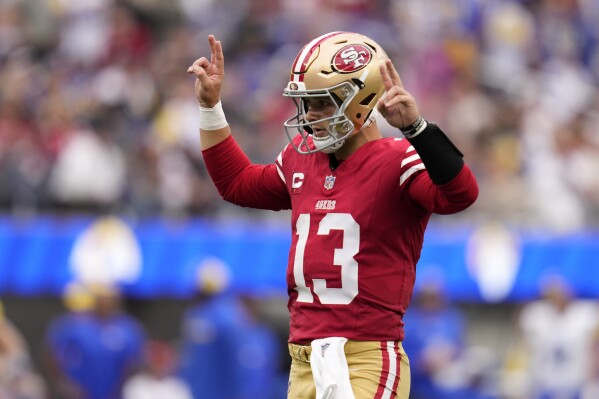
[187,32,478,399]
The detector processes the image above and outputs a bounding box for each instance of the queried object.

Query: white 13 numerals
[293,213,359,305]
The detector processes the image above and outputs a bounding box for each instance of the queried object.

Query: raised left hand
[376,59,421,130]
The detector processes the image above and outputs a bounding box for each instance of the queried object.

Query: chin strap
[351,109,378,138]
[362,108,378,130]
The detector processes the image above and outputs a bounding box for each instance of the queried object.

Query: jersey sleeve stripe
[275,148,286,183]
[275,164,285,183]
[401,153,420,168]
[400,164,425,186]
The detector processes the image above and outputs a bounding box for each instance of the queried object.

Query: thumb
[191,65,211,86]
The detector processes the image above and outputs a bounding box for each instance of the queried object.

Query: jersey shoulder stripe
[275,143,292,183]
[393,138,426,186]
[398,143,425,186]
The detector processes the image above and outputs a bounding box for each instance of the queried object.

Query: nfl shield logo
[324,175,336,190]
[321,342,330,357]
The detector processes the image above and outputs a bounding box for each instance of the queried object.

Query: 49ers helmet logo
[332,44,372,73]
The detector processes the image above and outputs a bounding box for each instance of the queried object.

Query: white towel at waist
[310,337,356,399]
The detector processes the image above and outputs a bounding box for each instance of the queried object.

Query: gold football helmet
[283,31,388,154]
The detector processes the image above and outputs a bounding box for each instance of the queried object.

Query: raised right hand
[187,35,224,108]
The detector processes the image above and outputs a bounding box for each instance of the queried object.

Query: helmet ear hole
[356,113,362,119]
[360,93,376,106]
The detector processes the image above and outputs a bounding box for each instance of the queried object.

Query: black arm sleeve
[405,122,464,185]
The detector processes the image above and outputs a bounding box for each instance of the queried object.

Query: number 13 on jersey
[293,213,360,305]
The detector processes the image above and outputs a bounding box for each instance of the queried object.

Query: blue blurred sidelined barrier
[0,216,291,298]
[0,216,597,302]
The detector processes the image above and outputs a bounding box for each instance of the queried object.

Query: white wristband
[199,101,228,130]
[402,116,428,139]
[411,119,428,138]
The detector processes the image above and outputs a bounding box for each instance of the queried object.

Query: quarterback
[188,32,478,399]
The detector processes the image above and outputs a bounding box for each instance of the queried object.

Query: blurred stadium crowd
[1,0,599,230]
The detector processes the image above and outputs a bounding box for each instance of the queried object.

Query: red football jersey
[202,134,478,343]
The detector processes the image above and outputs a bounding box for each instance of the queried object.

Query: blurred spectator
[402,275,496,399]
[122,339,192,399]
[44,282,146,399]
[0,0,597,226]
[43,281,94,398]
[47,122,127,212]
[582,325,599,399]
[514,275,599,399]
[179,258,285,399]
[0,299,47,399]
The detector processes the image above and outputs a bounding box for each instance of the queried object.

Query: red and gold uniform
[202,132,478,398]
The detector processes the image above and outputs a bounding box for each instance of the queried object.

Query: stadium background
[1,0,598,397]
